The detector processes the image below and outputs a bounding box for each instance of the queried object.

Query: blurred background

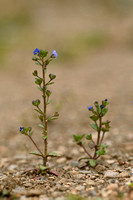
[1,0,133,157]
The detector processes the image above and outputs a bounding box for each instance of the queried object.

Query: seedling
[73,99,111,167]
[20,48,60,171]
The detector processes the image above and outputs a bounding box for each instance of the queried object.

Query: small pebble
[56,157,66,164]
[71,161,79,167]
[119,171,130,178]
[104,170,119,178]
[76,185,85,191]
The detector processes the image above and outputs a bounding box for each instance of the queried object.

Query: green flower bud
[35,78,42,85]
[32,99,40,106]
[49,74,56,80]
[33,70,38,76]
[46,90,51,97]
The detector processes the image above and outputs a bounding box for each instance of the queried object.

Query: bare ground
[1,1,133,199]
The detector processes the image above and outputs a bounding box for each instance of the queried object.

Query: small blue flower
[20,127,24,132]
[51,50,58,58]
[88,106,93,110]
[33,48,40,55]
[100,104,104,109]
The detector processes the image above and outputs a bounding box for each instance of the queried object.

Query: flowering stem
[28,135,44,157]
[79,143,92,159]
[99,131,105,146]
[94,115,102,158]
[42,61,48,166]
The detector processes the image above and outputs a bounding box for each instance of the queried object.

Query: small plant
[20,48,60,171]
[73,99,111,167]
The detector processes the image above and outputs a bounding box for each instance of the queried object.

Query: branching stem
[28,135,44,157]
[80,143,92,159]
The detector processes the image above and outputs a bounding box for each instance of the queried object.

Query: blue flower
[51,50,58,58]
[100,104,104,109]
[88,106,93,110]
[33,48,40,55]
[20,127,24,132]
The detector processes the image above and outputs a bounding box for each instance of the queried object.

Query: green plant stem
[42,61,48,166]
[94,115,102,158]
[97,115,102,145]
[28,135,44,157]
[99,131,105,146]
[80,143,92,159]
[37,106,43,114]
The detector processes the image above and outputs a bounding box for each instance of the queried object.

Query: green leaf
[29,131,33,136]
[32,57,38,61]
[37,86,43,92]
[89,115,99,122]
[101,144,108,148]
[46,99,52,105]
[35,62,42,66]
[29,152,43,157]
[47,116,58,121]
[96,104,101,113]
[39,50,48,58]
[38,124,45,129]
[46,59,52,65]
[47,152,60,157]
[86,134,92,140]
[89,159,96,167]
[34,109,43,115]
[42,136,47,140]
[73,134,85,144]
[101,128,109,132]
[90,123,98,131]
[101,108,108,116]
[96,147,106,156]
[39,115,43,122]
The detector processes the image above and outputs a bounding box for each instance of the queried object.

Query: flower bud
[100,104,104,109]
[33,70,38,76]
[49,74,56,80]
[32,99,40,106]
[46,90,51,97]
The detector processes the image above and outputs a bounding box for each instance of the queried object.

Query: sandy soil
[0,1,133,199]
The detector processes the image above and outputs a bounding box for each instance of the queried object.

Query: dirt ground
[0,1,133,200]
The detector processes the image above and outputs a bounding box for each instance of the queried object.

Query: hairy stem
[99,131,105,146]
[42,61,48,166]
[93,115,102,158]
[80,143,92,159]
[28,135,44,157]
[97,116,102,146]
